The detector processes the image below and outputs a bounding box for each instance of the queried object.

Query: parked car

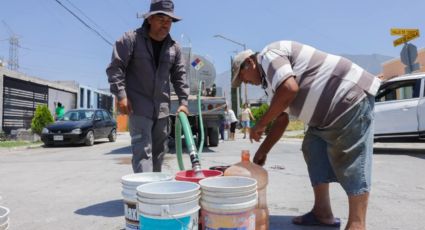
[374,73,425,141]
[41,109,117,146]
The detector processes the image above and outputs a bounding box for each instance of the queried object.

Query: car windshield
[61,111,94,121]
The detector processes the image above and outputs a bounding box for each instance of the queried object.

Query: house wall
[382,48,425,80]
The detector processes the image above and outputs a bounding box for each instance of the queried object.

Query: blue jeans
[241,120,250,128]
[302,95,374,195]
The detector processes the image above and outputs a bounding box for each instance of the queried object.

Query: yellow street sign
[391,28,419,36]
[390,28,420,47]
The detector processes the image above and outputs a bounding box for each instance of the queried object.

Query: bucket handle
[160,205,197,230]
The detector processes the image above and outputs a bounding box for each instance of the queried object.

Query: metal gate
[98,94,113,112]
[2,76,48,134]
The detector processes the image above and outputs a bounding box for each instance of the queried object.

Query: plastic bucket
[209,166,230,174]
[121,172,173,230]
[199,176,257,192]
[175,170,223,183]
[140,207,199,230]
[137,181,201,230]
[0,206,10,230]
[199,176,257,230]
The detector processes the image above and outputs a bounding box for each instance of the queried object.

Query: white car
[374,73,425,141]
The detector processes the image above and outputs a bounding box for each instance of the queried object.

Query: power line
[63,0,115,41]
[53,0,113,46]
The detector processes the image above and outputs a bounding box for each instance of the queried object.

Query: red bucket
[175,169,223,183]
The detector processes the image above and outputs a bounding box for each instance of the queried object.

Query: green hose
[175,81,205,171]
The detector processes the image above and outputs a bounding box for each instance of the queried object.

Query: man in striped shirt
[231,41,381,229]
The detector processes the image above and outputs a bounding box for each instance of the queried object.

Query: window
[95,110,103,120]
[87,90,91,108]
[80,88,84,108]
[102,110,111,120]
[375,79,420,102]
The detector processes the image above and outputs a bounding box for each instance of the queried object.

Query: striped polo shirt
[258,40,381,127]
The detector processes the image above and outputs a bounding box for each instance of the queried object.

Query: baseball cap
[231,49,255,88]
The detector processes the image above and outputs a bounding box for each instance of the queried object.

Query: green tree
[251,104,269,122]
[251,104,274,134]
[31,104,54,135]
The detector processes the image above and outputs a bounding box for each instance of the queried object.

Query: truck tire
[208,127,219,147]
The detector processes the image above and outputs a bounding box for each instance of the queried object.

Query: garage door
[2,76,48,134]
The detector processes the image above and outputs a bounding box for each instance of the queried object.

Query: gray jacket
[106,25,189,119]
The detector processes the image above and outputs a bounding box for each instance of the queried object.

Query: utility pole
[213,34,248,107]
[2,20,20,71]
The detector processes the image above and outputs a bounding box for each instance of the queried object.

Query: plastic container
[224,130,229,140]
[199,176,257,230]
[175,169,223,183]
[224,150,270,230]
[0,206,10,230]
[121,172,173,230]
[136,181,201,230]
[209,166,230,173]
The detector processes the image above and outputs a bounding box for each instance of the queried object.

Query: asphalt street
[0,132,424,229]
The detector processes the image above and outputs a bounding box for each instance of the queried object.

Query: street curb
[0,143,44,151]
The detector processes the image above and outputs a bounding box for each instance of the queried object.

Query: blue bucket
[139,207,199,230]
[137,181,201,230]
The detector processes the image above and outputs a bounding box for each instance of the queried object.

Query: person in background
[55,102,65,120]
[224,105,238,140]
[240,103,255,139]
[219,114,226,141]
[106,0,189,173]
[231,40,381,230]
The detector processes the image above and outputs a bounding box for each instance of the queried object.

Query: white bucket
[202,187,257,197]
[0,206,10,230]
[137,181,201,230]
[199,176,257,192]
[121,172,173,230]
[199,176,257,230]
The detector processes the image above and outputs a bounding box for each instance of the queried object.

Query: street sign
[400,43,420,74]
[390,28,420,47]
[400,43,418,65]
[391,28,419,36]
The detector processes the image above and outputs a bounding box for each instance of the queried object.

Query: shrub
[251,103,269,122]
[31,104,54,135]
[0,131,7,141]
[251,104,274,134]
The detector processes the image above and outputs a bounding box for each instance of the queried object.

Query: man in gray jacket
[106,0,189,173]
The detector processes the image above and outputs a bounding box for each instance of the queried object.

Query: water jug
[224,150,269,230]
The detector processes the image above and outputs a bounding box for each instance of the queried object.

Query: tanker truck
[170,47,226,147]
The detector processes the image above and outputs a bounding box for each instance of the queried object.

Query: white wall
[48,88,77,116]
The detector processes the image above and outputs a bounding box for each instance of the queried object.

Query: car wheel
[85,130,94,146]
[108,129,117,142]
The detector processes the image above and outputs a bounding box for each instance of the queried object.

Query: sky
[0,0,424,94]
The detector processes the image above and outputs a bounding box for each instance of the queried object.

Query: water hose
[175,81,205,174]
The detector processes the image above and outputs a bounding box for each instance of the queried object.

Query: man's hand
[250,123,266,143]
[118,98,132,115]
[253,150,268,166]
[177,105,189,115]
